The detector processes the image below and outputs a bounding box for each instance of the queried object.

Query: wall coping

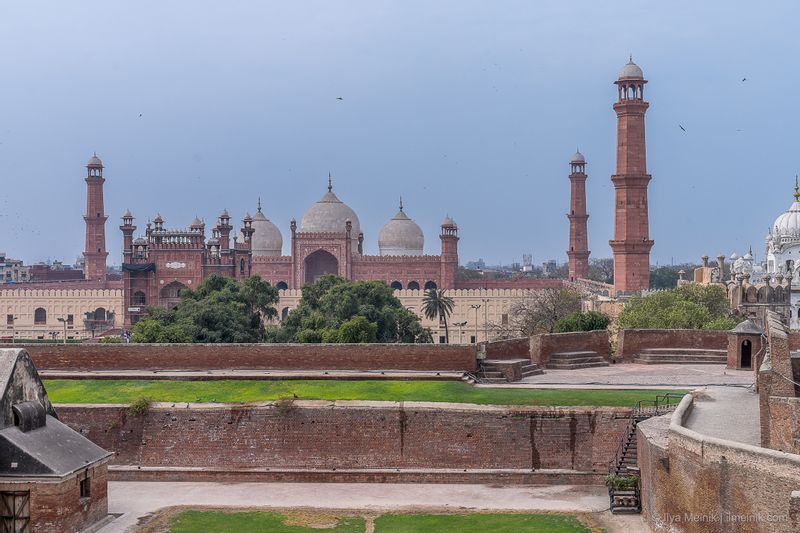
[55,400,632,415]
[669,393,800,467]
[19,342,475,350]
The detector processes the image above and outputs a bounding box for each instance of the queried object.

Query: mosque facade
[119,172,462,326]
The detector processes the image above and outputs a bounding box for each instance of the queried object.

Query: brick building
[567,151,590,281]
[0,348,112,532]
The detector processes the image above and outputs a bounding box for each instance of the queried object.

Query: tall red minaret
[610,57,653,295]
[567,150,590,281]
[83,153,108,281]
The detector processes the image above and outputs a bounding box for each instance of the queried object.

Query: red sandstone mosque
[6,57,654,329]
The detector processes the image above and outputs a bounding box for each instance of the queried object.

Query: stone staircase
[608,393,684,514]
[545,351,609,370]
[634,347,727,364]
[477,359,543,383]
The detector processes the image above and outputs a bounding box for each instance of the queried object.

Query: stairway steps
[546,361,610,370]
[546,350,609,370]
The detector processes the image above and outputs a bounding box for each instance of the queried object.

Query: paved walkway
[96,482,608,533]
[683,386,760,446]
[518,363,754,388]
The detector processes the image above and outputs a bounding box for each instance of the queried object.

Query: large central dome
[300,177,361,250]
[379,199,424,256]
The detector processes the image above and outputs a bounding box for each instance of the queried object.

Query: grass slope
[44,379,684,407]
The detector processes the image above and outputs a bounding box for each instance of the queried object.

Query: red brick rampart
[483,337,531,360]
[616,329,727,361]
[22,343,477,372]
[57,402,628,484]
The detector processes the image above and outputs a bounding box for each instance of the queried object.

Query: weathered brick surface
[767,396,800,454]
[0,463,109,533]
[484,337,530,360]
[529,330,610,365]
[617,329,727,360]
[639,403,800,532]
[22,343,477,372]
[58,403,627,477]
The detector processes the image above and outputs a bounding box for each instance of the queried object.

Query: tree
[554,311,610,333]
[491,287,582,338]
[269,275,432,343]
[131,274,279,343]
[421,288,455,343]
[588,258,614,284]
[649,263,701,290]
[617,284,734,330]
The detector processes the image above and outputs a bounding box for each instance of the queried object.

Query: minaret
[609,57,654,295]
[567,150,590,281]
[439,216,459,289]
[83,153,108,281]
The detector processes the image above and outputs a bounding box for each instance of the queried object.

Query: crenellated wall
[617,329,728,361]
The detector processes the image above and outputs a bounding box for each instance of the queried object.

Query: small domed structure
[571,150,585,163]
[87,153,103,167]
[300,175,361,250]
[619,57,644,79]
[441,215,457,228]
[251,199,283,256]
[378,198,424,256]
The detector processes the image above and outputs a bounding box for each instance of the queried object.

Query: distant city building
[0,253,29,284]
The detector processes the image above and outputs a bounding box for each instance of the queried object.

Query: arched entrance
[304,249,339,284]
[160,281,188,310]
[741,339,752,369]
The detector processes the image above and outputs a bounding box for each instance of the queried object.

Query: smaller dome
[123,209,133,218]
[220,208,230,218]
[379,199,424,256]
[243,212,253,222]
[251,202,283,256]
[191,217,203,227]
[571,150,585,163]
[133,237,147,246]
[619,58,644,79]
[153,213,164,224]
[730,252,739,260]
[87,153,103,167]
[743,251,753,261]
[442,215,456,227]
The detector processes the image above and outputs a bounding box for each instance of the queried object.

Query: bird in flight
[742,77,747,82]
[679,125,686,132]
[336,97,343,101]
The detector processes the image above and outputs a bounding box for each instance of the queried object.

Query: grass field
[164,510,592,533]
[44,378,684,407]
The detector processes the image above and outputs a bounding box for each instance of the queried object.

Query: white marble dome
[300,180,361,250]
[87,154,103,167]
[772,200,800,237]
[619,59,644,79]
[378,202,424,256]
[571,150,585,163]
[251,205,283,256]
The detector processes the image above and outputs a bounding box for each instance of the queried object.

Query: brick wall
[767,396,800,455]
[0,463,109,533]
[483,337,530,360]
[529,330,610,366]
[638,398,800,533]
[22,343,477,372]
[616,329,727,360]
[58,402,627,478]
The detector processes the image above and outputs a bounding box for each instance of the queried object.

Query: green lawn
[373,513,591,532]
[167,510,364,533]
[165,511,592,533]
[44,378,684,407]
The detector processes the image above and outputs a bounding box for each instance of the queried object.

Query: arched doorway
[160,281,188,310]
[424,281,437,290]
[741,339,752,369]
[407,281,420,290]
[304,249,339,284]
[390,281,402,290]
[276,281,288,290]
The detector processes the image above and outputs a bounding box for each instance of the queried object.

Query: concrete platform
[683,385,760,446]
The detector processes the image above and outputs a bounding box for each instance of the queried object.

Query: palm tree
[422,288,455,343]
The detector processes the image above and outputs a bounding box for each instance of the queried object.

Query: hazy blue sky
[1,1,798,267]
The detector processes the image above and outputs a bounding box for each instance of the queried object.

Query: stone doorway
[304,249,339,284]
[741,340,752,369]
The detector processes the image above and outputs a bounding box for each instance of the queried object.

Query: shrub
[606,474,639,490]
[274,396,296,416]
[100,335,123,344]
[126,396,152,417]
[554,311,610,333]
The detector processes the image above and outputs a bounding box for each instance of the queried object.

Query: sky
[1,1,799,267]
